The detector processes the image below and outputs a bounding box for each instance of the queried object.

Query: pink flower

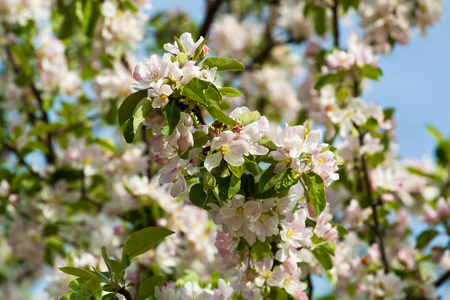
[148,79,173,108]
[267,265,307,296]
[327,50,356,69]
[204,131,249,171]
[219,195,261,245]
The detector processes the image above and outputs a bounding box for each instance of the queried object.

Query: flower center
[286,228,296,238]
[236,207,244,217]
[221,145,230,155]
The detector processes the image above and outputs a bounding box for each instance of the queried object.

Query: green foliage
[122,226,174,260]
[161,101,181,136]
[237,111,260,126]
[59,267,97,279]
[311,242,335,271]
[218,87,244,97]
[189,183,208,208]
[416,230,439,250]
[314,71,346,90]
[361,64,383,81]
[118,90,149,125]
[303,173,326,217]
[251,239,272,261]
[202,57,245,71]
[137,276,165,300]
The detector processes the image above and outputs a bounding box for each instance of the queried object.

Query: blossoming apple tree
[0,0,448,299]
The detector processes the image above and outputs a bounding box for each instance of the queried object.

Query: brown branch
[117,287,132,300]
[332,0,339,48]
[435,269,450,287]
[199,0,223,38]
[307,273,313,299]
[4,44,56,164]
[354,124,390,273]
[193,107,206,125]
[1,139,41,179]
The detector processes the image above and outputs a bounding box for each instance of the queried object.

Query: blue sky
[151,0,450,160]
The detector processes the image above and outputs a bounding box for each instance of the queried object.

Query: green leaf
[204,82,223,103]
[193,130,210,147]
[313,6,327,36]
[102,294,119,300]
[202,172,216,190]
[132,98,153,135]
[193,35,209,60]
[123,118,135,143]
[204,101,236,126]
[274,168,299,191]
[269,287,288,300]
[137,275,165,300]
[312,247,333,270]
[251,239,271,261]
[218,87,244,97]
[122,227,174,260]
[383,108,395,120]
[258,165,287,193]
[59,294,72,300]
[189,183,208,208]
[228,175,241,198]
[118,90,148,125]
[50,167,83,184]
[426,125,444,142]
[416,229,439,250]
[102,246,126,274]
[304,173,326,217]
[161,101,181,136]
[361,64,383,81]
[59,267,97,279]
[258,139,277,151]
[202,57,245,72]
[228,165,243,178]
[334,223,349,239]
[83,0,100,38]
[314,71,346,90]
[237,111,260,126]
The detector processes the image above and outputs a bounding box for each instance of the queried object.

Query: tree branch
[332,0,339,48]
[434,269,450,287]
[1,139,41,179]
[4,44,56,164]
[307,273,313,299]
[354,124,390,273]
[117,287,133,300]
[199,0,223,38]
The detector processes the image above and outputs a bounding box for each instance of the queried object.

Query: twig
[354,124,390,273]
[199,0,223,38]
[307,273,313,299]
[332,0,339,48]
[117,287,132,300]
[1,139,41,179]
[4,44,56,164]
[193,107,206,125]
[434,269,450,287]
[81,169,103,211]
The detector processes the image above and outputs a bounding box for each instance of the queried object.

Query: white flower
[164,32,205,56]
[148,79,173,108]
[204,131,249,171]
